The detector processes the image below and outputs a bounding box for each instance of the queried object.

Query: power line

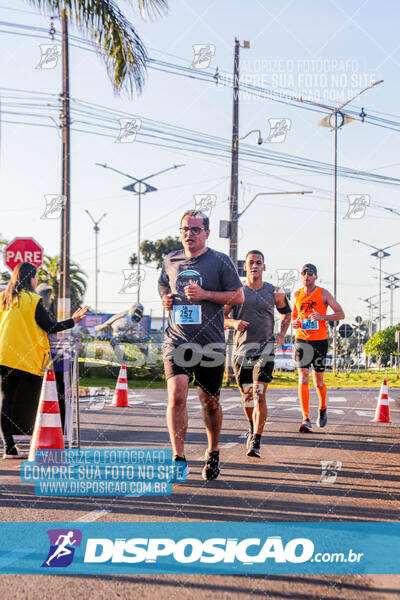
[1,19,400,130]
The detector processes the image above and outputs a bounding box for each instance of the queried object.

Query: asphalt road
[1,387,400,599]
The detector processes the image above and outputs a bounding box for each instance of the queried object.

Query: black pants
[0,366,42,452]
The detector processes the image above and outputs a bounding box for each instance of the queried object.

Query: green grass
[80,369,400,390]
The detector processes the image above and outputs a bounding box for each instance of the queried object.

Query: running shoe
[171,455,189,482]
[317,408,328,428]
[246,430,253,451]
[3,446,28,459]
[299,419,312,433]
[247,436,261,458]
[202,450,220,481]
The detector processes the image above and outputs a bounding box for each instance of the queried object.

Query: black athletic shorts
[233,354,274,386]
[294,339,328,372]
[163,345,225,396]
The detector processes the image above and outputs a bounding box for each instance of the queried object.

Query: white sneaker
[3,446,28,459]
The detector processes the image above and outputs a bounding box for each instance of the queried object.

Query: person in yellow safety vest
[0,262,88,459]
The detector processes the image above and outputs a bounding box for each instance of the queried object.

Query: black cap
[301,263,317,275]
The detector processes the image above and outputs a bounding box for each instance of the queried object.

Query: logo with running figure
[300,299,317,313]
[194,194,216,217]
[190,44,216,69]
[36,44,61,69]
[319,460,342,484]
[267,118,291,143]
[343,194,370,219]
[176,269,202,298]
[276,269,299,295]
[42,529,82,568]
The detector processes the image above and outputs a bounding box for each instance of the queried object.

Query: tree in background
[364,324,400,366]
[129,236,182,269]
[38,255,87,315]
[0,247,87,315]
[26,0,168,95]
[0,236,9,286]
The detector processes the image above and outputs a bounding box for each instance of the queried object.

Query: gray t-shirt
[159,248,242,349]
[231,282,276,357]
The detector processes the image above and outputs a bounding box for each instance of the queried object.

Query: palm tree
[38,255,88,314]
[26,0,168,94]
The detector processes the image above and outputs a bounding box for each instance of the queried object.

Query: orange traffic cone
[372,379,392,423]
[112,364,129,407]
[28,370,64,461]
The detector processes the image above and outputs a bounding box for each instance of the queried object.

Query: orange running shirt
[294,286,328,341]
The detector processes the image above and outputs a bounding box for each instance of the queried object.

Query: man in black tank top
[224,251,292,457]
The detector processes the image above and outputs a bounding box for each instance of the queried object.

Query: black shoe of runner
[202,450,220,481]
[247,436,261,458]
[299,419,312,433]
[317,408,328,428]
[3,446,27,459]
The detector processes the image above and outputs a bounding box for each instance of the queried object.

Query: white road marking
[148,402,166,406]
[221,442,238,449]
[76,509,111,522]
[355,410,374,417]
[277,397,297,402]
[328,397,347,402]
[222,404,240,412]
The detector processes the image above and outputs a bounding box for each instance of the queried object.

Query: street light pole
[374,268,400,326]
[95,163,185,302]
[385,277,400,326]
[354,239,400,330]
[85,211,107,319]
[235,190,313,221]
[310,79,383,372]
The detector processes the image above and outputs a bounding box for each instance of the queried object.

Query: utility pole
[333,111,338,374]
[58,10,71,320]
[229,38,240,267]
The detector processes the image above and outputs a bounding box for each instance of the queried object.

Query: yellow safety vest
[0,290,50,376]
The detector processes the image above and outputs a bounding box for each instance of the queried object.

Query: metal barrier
[13,337,80,448]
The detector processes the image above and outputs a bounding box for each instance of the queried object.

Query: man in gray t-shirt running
[225,250,291,458]
[158,210,243,480]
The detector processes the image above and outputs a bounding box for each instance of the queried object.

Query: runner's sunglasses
[179,227,206,235]
[301,269,316,276]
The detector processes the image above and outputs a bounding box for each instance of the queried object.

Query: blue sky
[0,0,399,323]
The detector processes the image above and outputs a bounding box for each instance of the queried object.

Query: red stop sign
[4,237,43,272]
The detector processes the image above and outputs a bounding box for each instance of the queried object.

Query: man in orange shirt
[292,264,344,432]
